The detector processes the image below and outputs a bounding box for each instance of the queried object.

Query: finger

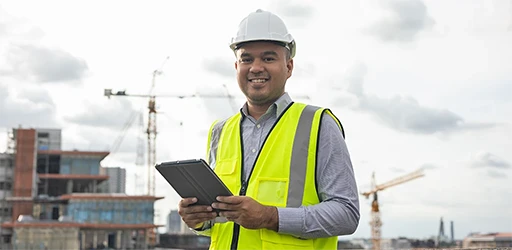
[183,212,217,226]
[183,205,214,214]
[179,197,198,207]
[184,211,218,221]
[211,202,238,211]
[216,195,243,204]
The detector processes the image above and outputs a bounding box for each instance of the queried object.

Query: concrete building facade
[166,209,181,234]
[462,232,512,248]
[100,167,126,193]
[0,128,163,249]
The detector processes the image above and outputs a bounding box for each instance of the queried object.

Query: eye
[240,58,253,63]
[263,57,275,62]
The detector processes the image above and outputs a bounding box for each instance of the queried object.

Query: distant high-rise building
[438,217,445,238]
[450,221,454,242]
[166,210,181,233]
[437,217,451,246]
[101,167,126,193]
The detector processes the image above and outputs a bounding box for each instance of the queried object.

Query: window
[0,182,12,191]
[0,158,13,168]
[38,132,49,138]
[100,211,113,222]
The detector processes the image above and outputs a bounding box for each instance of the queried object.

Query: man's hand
[178,197,217,229]
[212,196,278,231]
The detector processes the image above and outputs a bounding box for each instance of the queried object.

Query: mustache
[247,74,270,79]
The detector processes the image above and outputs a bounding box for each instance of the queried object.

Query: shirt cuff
[277,207,304,236]
[192,220,212,236]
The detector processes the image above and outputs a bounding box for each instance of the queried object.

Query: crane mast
[135,112,145,195]
[145,58,167,196]
[370,172,382,250]
[147,96,157,196]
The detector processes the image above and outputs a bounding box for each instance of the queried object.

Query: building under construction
[0,128,163,249]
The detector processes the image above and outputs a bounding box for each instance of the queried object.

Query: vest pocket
[214,159,238,195]
[255,177,288,207]
[215,159,236,175]
[260,229,313,250]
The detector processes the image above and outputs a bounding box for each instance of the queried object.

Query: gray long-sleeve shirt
[200,92,360,239]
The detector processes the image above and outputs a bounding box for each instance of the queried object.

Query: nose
[249,59,264,74]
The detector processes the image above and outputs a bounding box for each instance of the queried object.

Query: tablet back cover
[155,159,233,206]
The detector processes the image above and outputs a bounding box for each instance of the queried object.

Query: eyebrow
[240,51,279,58]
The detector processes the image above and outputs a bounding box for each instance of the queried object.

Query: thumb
[216,195,243,204]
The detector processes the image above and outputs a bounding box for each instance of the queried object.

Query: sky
[0,0,511,240]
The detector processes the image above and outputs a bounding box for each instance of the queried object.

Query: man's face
[235,41,293,106]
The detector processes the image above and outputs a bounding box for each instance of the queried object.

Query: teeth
[250,79,267,83]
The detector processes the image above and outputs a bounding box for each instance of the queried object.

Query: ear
[286,58,294,78]
[234,60,238,71]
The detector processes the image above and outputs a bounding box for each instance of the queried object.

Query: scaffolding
[1,128,15,246]
[0,152,14,250]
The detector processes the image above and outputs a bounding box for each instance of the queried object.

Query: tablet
[155,159,233,210]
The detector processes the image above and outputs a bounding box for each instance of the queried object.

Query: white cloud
[471,151,511,169]
[334,63,497,135]
[0,83,60,128]
[201,57,235,79]
[267,0,316,29]
[65,98,139,129]
[365,0,435,43]
[2,43,89,84]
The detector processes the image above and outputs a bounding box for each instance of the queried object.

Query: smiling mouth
[249,78,268,83]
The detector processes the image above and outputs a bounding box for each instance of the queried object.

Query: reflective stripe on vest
[287,104,319,207]
[206,119,227,167]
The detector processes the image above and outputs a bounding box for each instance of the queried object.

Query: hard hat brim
[230,39,296,58]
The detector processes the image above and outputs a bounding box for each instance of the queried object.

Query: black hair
[235,40,291,60]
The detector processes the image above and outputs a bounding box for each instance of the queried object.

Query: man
[178,9,360,250]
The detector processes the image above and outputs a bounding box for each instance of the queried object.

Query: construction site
[2,126,509,250]
[1,57,510,249]
[0,102,510,250]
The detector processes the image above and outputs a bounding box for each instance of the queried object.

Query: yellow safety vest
[206,102,343,250]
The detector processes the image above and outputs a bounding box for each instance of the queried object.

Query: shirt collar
[240,92,293,118]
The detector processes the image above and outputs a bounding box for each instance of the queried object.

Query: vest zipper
[229,103,294,250]
[230,180,248,250]
[240,180,248,195]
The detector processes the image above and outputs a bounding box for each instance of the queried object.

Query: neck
[247,102,272,121]
[246,93,285,120]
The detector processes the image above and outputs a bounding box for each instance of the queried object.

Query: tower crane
[360,168,425,250]
[104,60,235,196]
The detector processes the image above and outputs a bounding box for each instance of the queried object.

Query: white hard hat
[230,9,296,58]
